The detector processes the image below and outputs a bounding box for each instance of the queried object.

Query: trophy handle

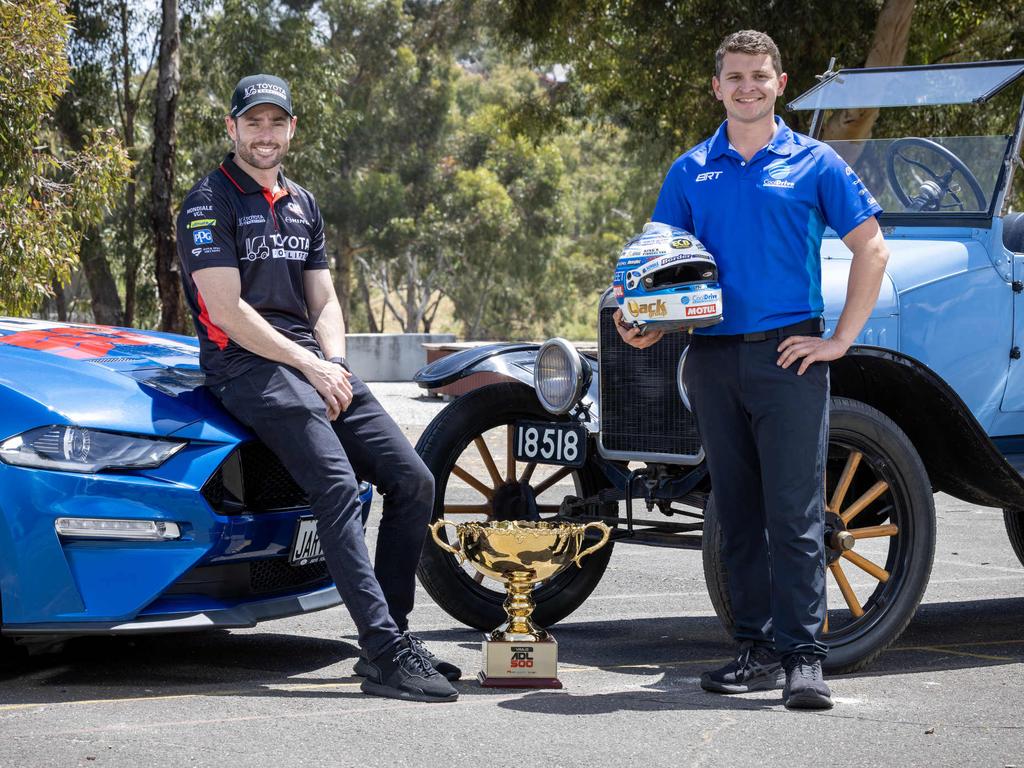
[428,519,465,564]
[572,521,611,568]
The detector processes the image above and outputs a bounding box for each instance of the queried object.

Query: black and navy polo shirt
[175,153,329,384]
[652,117,882,335]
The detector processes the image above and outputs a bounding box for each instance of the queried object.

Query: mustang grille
[598,302,702,460]
[202,441,309,513]
[250,558,329,593]
[165,559,330,599]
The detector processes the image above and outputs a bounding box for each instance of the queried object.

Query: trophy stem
[491,572,549,642]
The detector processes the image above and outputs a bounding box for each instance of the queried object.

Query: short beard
[235,140,287,170]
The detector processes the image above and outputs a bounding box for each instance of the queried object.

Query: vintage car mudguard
[834,346,1024,510]
[414,344,602,432]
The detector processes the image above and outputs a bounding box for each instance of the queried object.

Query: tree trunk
[356,268,380,334]
[120,0,141,327]
[151,0,185,333]
[333,233,352,327]
[821,0,916,142]
[53,74,124,326]
[80,227,124,325]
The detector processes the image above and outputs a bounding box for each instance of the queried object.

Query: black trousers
[212,362,434,660]
[684,332,829,658]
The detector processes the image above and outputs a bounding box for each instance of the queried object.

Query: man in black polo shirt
[176,74,459,703]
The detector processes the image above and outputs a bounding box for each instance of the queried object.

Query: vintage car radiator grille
[202,441,309,513]
[598,304,703,460]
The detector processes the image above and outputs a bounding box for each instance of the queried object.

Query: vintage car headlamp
[0,425,186,473]
[534,338,587,415]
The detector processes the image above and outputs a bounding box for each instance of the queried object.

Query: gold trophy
[428,519,611,688]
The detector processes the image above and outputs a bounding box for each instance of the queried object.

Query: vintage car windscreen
[788,61,1024,110]
[826,135,1011,214]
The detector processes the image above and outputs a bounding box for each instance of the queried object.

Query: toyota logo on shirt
[243,234,310,262]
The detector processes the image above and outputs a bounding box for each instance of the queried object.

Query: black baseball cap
[230,74,293,118]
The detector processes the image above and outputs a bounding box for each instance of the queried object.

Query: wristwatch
[329,356,350,372]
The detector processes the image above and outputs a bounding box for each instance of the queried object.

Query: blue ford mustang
[0,317,369,642]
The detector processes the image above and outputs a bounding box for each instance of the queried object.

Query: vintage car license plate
[289,517,324,565]
[513,421,586,467]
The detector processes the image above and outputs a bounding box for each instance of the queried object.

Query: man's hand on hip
[301,357,354,420]
[614,309,665,349]
[777,335,850,375]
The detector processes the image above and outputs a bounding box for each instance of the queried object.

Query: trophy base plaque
[478,634,563,689]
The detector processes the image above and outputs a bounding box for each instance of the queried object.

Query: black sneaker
[353,634,463,682]
[402,632,462,682]
[359,645,459,703]
[700,642,785,694]
[782,654,834,710]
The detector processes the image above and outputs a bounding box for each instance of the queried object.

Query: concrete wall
[346,333,456,382]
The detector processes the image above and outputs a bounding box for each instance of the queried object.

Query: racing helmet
[613,222,723,331]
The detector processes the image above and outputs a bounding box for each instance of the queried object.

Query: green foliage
[498,0,880,159]
[0,0,130,315]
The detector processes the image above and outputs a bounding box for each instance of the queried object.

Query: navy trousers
[212,362,434,660]
[685,332,829,658]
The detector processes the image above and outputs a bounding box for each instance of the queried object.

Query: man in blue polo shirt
[616,31,889,709]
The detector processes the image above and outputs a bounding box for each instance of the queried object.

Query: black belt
[740,317,824,342]
[695,317,824,343]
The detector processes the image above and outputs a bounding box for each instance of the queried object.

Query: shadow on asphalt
[2,595,1022,709]
[0,631,364,704]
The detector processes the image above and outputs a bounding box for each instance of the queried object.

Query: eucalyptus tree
[0,0,129,317]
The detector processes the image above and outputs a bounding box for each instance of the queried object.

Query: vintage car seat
[613,221,724,331]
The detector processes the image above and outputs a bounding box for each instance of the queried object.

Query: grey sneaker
[359,645,458,703]
[700,642,785,693]
[353,633,462,682]
[782,654,834,709]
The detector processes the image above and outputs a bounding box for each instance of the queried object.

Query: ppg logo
[192,229,214,245]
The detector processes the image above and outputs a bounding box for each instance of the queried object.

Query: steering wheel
[885,137,987,212]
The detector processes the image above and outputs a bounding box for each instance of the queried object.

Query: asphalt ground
[1,383,1022,768]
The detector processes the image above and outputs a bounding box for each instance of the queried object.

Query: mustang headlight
[0,426,186,473]
[534,338,587,415]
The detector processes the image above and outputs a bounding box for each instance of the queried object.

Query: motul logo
[685,304,718,317]
[627,299,667,317]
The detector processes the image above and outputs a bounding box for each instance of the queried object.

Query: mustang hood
[0,319,232,437]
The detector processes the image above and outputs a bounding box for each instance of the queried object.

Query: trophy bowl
[428,519,611,642]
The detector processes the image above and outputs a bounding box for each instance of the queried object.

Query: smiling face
[225,103,297,173]
[712,52,788,126]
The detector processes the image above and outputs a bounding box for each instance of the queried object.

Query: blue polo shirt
[652,116,882,335]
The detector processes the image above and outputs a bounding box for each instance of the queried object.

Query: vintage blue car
[413,59,1024,672]
[0,318,369,650]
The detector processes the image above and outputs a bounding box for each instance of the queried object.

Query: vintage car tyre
[1004,508,1024,569]
[415,382,614,632]
[701,397,936,674]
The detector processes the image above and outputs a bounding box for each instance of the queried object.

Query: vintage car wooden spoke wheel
[702,397,936,674]
[415,382,614,632]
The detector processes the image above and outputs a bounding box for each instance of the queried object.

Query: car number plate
[289,517,324,566]
[512,421,586,467]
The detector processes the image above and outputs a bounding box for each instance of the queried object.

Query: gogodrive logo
[765,160,791,180]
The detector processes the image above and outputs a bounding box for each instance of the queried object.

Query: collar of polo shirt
[709,115,795,161]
